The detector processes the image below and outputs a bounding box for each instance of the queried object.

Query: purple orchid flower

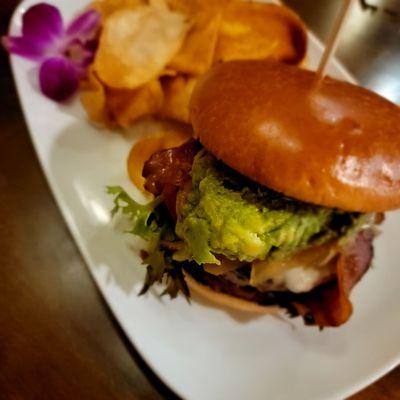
[3,3,100,101]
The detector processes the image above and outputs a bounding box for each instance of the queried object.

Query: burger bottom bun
[184,272,279,315]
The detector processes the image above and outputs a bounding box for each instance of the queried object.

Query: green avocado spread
[175,151,359,265]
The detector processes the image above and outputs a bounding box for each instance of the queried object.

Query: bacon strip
[293,229,374,327]
[142,139,199,218]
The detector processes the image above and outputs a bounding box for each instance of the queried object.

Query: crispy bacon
[142,139,200,218]
[293,229,374,327]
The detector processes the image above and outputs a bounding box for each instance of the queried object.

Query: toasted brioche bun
[184,272,279,315]
[190,60,400,212]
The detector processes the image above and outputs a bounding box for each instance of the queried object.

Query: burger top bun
[190,60,400,212]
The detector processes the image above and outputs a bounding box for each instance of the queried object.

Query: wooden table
[0,1,399,399]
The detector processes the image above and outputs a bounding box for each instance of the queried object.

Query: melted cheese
[127,128,191,191]
[250,241,337,287]
[204,258,244,276]
[284,267,325,293]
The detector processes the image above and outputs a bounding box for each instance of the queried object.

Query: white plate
[9,1,400,399]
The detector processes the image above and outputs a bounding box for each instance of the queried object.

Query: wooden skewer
[316,0,354,81]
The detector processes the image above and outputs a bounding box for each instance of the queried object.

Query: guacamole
[175,151,357,264]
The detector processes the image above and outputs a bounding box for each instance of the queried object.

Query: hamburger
[109,60,400,327]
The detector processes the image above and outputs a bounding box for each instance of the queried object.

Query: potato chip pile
[81,0,307,128]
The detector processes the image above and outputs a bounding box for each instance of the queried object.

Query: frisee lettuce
[140,249,190,300]
[107,186,189,300]
[107,186,162,240]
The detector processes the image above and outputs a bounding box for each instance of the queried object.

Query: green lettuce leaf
[107,186,189,300]
[140,248,190,300]
[107,186,162,240]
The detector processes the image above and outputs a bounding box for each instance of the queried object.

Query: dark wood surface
[0,1,399,399]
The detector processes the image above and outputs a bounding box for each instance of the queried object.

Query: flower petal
[22,3,63,44]
[39,57,80,101]
[2,36,48,61]
[66,10,101,39]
